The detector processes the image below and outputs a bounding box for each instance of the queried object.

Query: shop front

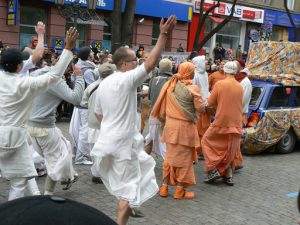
[189,0,264,58]
[0,0,193,52]
[264,9,300,42]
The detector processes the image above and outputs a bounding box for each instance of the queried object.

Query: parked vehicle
[241,80,300,154]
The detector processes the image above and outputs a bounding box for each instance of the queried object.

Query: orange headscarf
[151,62,195,118]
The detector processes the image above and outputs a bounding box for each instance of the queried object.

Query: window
[215,21,241,51]
[152,20,160,46]
[250,87,263,106]
[66,22,86,48]
[19,6,47,48]
[261,0,272,5]
[287,0,295,10]
[103,18,111,52]
[293,88,300,107]
[267,87,290,109]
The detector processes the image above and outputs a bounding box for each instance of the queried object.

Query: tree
[193,0,238,52]
[284,0,300,41]
[111,0,137,53]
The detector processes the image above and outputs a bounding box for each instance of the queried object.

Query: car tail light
[247,112,260,127]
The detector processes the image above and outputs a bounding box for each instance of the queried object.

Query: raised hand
[35,21,45,35]
[65,27,79,51]
[159,15,177,35]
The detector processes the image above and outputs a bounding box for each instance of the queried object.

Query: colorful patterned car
[241,80,300,154]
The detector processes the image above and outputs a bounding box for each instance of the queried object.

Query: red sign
[243,10,255,19]
[217,3,226,15]
[195,1,215,12]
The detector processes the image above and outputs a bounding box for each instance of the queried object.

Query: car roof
[250,79,281,87]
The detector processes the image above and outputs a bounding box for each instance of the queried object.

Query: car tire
[275,129,296,154]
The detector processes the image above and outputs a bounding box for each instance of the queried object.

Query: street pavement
[1,120,300,225]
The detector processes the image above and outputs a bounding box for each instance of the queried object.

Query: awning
[208,16,224,23]
[70,18,108,26]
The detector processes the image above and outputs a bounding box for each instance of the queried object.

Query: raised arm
[29,27,79,94]
[31,21,45,64]
[144,15,177,73]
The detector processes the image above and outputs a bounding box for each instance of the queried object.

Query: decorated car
[241,41,300,154]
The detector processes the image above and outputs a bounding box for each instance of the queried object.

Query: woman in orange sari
[151,62,206,199]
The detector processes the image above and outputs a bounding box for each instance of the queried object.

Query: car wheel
[275,129,296,154]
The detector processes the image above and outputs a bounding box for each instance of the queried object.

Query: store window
[66,22,86,48]
[20,6,47,48]
[103,18,111,52]
[215,20,241,51]
[287,0,295,10]
[152,20,160,46]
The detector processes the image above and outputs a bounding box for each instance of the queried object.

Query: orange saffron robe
[208,70,226,91]
[201,76,243,176]
[154,83,205,187]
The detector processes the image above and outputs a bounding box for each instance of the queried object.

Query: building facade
[0,0,193,52]
[188,0,300,58]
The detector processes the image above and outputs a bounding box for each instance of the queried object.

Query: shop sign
[194,0,215,12]
[193,1,264,23]
[7,0,18,26]
[264,9,300,28]
[43,0,113,10]
[214,2,264,23]
[92,40,103,51]
[53,37,64,50]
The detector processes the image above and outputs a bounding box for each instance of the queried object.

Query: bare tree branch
[193,0,221,50]
[195,0,237,52]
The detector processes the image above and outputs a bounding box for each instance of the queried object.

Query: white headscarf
[192,56,210,98]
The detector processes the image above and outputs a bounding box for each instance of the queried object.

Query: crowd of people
[0,16,299,225]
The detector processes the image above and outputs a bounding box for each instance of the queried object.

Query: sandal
[204,168,221,183]
[130,208,145,218]
[173,186,195,199]
[224,177,234,186]
[61,174,79,190]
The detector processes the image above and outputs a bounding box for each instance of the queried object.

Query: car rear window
[267,87,290,109]
[250,87,263,106]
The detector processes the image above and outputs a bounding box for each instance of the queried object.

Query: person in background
[176,43,184,52]
[145,58,173,158]
[29,37,38,50]
[208,60,227,91]
[136,45,145,59]
[19,21,46,78]
[236,45,243,59]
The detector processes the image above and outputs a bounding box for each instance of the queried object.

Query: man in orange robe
[208,60,226,91]
[201,61,243,186]
[152,62,206,199]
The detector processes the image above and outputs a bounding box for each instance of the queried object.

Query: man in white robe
[91,15,177,225]
[0,27,79,200]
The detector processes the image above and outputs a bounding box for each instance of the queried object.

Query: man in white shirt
[91,15,177,225]
[0,27,79,201]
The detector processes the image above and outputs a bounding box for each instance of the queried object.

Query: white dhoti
[30,127,75,181]
[145,116,166,159]
[69,107,90,162]
[91,132,158,208]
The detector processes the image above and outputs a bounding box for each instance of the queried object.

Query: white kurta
[0,49,73,179]
[240,77,253,113]
[91,64,158,208]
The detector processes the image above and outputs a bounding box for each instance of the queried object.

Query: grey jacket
[28,67,85,128]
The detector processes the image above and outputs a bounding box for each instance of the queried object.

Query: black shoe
[61,174,79,190]
[224,177,234,186]
[92,176,103,184]
[204,168,221,183]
